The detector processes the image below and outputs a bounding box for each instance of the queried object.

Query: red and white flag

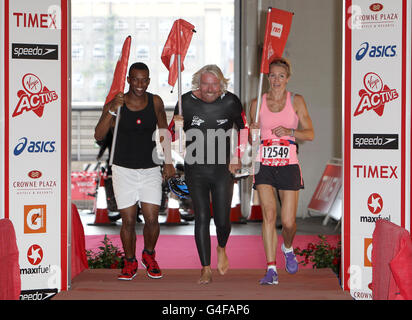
[161,19,195,87]
[260,8,293,74]
[104,36,131,105]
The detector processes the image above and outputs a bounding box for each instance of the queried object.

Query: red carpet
[85,234,340,270]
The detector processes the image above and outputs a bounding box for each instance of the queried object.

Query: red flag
[161,19,195,87]
[260,8,293,74]
[104,36,131,105]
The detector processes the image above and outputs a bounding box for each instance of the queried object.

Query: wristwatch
[108,109,117,117]
[291,128,295,137]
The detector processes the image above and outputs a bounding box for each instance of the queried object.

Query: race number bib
[261,139,291,166]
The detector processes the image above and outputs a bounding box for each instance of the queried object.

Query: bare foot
[217,246,229,275]
[198,266,212,284]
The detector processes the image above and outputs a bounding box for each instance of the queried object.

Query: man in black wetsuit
[95,62,175,281]
[172,64,247,284]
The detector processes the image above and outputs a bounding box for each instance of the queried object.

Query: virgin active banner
[0,0,70,299]
[343,0,411,299]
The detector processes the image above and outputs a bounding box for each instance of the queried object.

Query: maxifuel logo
[359,193,391,224]
[13,73,58,118]
[353,134,398,149]
[12,43,58,60]
[354,72,399,117]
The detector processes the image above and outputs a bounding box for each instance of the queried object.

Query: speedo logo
[356,42,396,61]
[14,137,56,156]
[353,134,399,150]
[353,134,398,149]
[12,43,58,60]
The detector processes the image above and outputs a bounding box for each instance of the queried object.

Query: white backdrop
[0,0,70,299]
[342,0,411,299]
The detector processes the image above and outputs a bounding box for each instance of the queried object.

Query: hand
[173,115,184,128]
[272,126,291,138]
[228,156,242,175]
[109,92,124,114]
[162,163,176,181]
[249,122,260,130]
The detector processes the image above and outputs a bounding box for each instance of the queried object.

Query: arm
[94,93,124,142]
[248,98,260,144]
[292,94,314,141]
[154,95,176,180]
[271,94,314,141]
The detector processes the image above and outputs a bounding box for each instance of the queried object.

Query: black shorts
[253,163,304,191]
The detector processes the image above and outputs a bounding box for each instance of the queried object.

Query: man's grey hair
[191,64,230,93]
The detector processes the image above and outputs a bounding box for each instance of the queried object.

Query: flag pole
[177,20,184,154]
[252,7,272,142]
[109,107,120,166]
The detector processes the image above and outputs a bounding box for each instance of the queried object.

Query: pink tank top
[258,91,299,165]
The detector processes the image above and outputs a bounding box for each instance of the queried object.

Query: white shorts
[111,165,162,209]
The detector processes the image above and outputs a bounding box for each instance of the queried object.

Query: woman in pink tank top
[248,58,314,285]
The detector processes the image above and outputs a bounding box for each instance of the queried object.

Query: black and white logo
[353,134,398,149]
[20,289,58,300]
[12,43,58,60]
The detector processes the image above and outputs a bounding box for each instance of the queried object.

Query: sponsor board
[343,0,409,299]
[2,0,69,294]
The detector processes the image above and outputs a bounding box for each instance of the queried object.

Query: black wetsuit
[174,91,246,266]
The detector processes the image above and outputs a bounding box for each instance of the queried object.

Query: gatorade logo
[24,205,46,234]
[364,238,373,267]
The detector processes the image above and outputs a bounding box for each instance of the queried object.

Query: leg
[140,202,160,252]
[279,189,299,274]
[185,167,213,284]
[120,204,138,259]
[256,184,279,264]
[278,190,299,248]
[210,171,234,275]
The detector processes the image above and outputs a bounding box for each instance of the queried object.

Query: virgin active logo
[355,42,397,61]
[14,137,56,156]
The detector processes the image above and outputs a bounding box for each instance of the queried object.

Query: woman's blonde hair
[191,64,230,92]
[269,57,292,78]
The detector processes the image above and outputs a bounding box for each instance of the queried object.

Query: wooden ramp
[53,268,351,300]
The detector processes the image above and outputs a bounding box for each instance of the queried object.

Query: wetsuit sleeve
[232,95,249,159]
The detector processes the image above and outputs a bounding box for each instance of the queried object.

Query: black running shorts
[253,163,304,190]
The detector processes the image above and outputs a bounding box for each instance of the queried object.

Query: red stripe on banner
[4,0,9,219]
[60,0,68,291]
[343,0,352,292]
[400,0,407,229]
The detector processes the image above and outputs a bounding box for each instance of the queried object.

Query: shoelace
[145,255,160,272]
[122,260,136,275]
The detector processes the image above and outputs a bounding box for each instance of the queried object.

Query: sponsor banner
[308,162,342,214]
[2,0,69,296]
[343,0,409,299]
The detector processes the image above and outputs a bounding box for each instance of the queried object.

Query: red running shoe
[118,258,138,281]
[141,250,163,279]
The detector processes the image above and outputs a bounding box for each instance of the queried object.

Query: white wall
[240,0,342,218]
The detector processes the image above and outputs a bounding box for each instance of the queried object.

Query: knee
[262,207,277,226]
[122,216,136,231]
[143,215,158,227]
[281,217,296,231]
